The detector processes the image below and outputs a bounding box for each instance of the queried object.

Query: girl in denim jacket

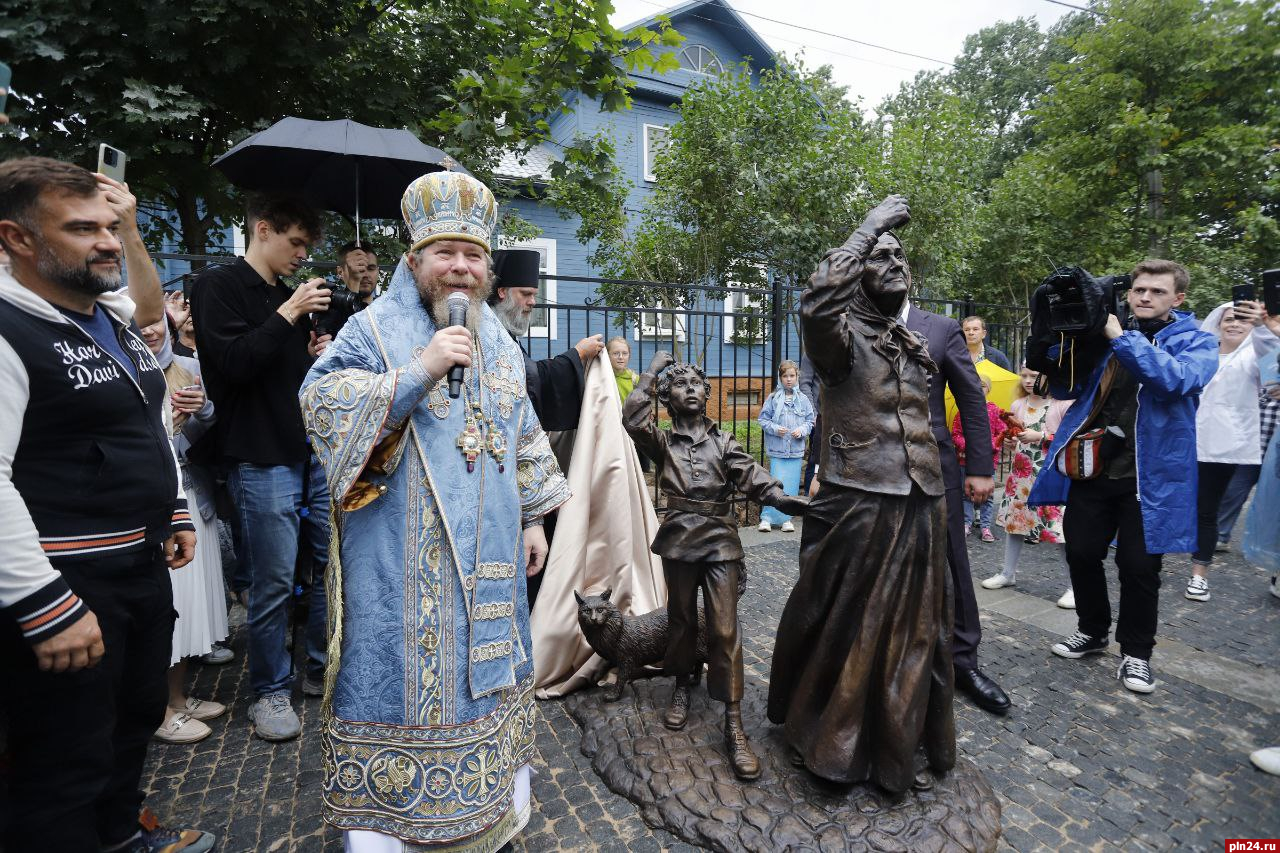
[757,360,816,532]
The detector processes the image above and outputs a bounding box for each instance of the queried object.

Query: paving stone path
[134,528,1280,851]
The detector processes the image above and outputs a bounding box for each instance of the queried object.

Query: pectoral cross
[456,419,484,473]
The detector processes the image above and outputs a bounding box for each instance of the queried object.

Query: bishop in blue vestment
[300,171,570,851]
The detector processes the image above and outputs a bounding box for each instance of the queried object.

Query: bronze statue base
[565,676,1002,852]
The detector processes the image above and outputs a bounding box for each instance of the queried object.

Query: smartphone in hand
[97,143,126,183]
[1231,282,1256,306]
[1263,270,1280,317]
[0,61,11,115]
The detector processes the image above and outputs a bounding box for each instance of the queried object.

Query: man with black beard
[489,249,604,432]
[0,157,211,852]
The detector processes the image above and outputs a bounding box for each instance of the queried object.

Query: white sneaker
[757,520,771,532]
[1250,746,1280,776]
[980,574,1015,590]
[169,696,227,722]
[1056,588,1076,609]
[1185,574,1210,601]
[780,520,795,533]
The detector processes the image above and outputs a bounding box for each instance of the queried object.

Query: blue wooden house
[496,0,798,414]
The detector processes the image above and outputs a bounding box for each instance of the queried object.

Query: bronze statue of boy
[624,354,807,781]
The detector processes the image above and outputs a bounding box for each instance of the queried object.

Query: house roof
[621,0,776,69]
[493,143,559,182]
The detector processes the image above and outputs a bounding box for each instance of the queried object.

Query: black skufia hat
[488,249,541,304]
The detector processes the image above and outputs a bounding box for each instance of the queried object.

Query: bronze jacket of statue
[802,233,945,498]
[623,375,784,562]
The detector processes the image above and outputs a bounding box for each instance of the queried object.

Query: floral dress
[996,396,1069,540]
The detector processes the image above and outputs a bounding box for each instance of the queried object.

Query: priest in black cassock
[489,249,603,431]
[490,249,604,607]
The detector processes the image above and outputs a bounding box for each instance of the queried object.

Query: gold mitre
[401,171,497,253]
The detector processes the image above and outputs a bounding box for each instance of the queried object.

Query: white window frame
[634,309,687,342]
[723,265,769,344]
[678,44,725,76]
[502,237,557,339]
[643,123,670,183]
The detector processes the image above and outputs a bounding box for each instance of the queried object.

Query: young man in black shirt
[190,194,332,741]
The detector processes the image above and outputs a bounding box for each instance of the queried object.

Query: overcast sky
[610,0,1070,110]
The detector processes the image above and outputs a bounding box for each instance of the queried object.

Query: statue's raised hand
[861,195,911,236]
[648,350,675,375]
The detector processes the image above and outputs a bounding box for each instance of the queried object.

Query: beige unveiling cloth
[531,355,667,698]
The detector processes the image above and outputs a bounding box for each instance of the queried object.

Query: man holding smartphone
[189,193,332,742]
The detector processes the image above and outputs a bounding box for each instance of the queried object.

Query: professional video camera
[1025,266,1132,389]
[313,283,366,338]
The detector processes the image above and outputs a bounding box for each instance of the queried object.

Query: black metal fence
[154,253,1029,512]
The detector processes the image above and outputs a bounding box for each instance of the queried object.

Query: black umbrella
[212,117,470,243]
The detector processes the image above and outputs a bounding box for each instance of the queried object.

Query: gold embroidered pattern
[475,562,516,581]
[515,424,571,525]
[470,641,513,663]
[407,454,443,726]
[321,679,537,843]
[427,382,451,419]
[472,602,514,621]
[302,370,394,506]
[482,358,522,420]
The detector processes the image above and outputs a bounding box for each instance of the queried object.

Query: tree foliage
[0,0,679,253]
[564,58,878,321]
[585,0,1276,318]
[968,0,1279,311]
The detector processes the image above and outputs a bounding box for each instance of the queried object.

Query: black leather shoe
[955,667,1011,715]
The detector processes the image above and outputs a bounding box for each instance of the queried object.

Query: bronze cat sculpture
[574,588,708,702]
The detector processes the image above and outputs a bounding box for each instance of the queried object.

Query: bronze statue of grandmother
[767,195,956,794]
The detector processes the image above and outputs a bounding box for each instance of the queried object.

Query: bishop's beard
[417,271,492,336]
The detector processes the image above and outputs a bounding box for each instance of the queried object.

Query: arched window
[678,44,724,75]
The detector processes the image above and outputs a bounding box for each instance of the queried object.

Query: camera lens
[104,149,118,166]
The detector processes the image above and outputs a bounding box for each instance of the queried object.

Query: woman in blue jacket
[1029,260,1218,695]
[757,360,816,532]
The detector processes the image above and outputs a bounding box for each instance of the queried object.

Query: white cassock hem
[343,765,532,852]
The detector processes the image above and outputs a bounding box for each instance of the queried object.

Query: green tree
[0,0,678,253]
[873,74,993,296]
[557,58,879,353]
[973,0,1279,312]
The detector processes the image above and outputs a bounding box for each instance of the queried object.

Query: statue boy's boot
[664,675,695,730]
[724,702,760,781]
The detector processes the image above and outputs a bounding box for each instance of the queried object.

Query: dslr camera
[313,283,366,339]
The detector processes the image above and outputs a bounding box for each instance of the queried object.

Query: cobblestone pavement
[137,527,1280,851]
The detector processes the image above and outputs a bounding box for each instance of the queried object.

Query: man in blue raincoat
[1030,259,1216,695]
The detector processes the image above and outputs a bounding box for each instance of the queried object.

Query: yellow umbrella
[944,359,1020,434]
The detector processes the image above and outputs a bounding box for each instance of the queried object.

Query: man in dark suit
[905,304,1012,714]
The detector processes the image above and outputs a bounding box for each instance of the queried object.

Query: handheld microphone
[446,292,469,399]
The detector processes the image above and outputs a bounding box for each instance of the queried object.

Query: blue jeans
[1217,463,1261,542]
[761,457,804,526]
[959,464,995,529]
[227,457,330,696]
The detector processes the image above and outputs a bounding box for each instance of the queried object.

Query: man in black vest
[0,157,212,852]
[905,300,1012,715]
